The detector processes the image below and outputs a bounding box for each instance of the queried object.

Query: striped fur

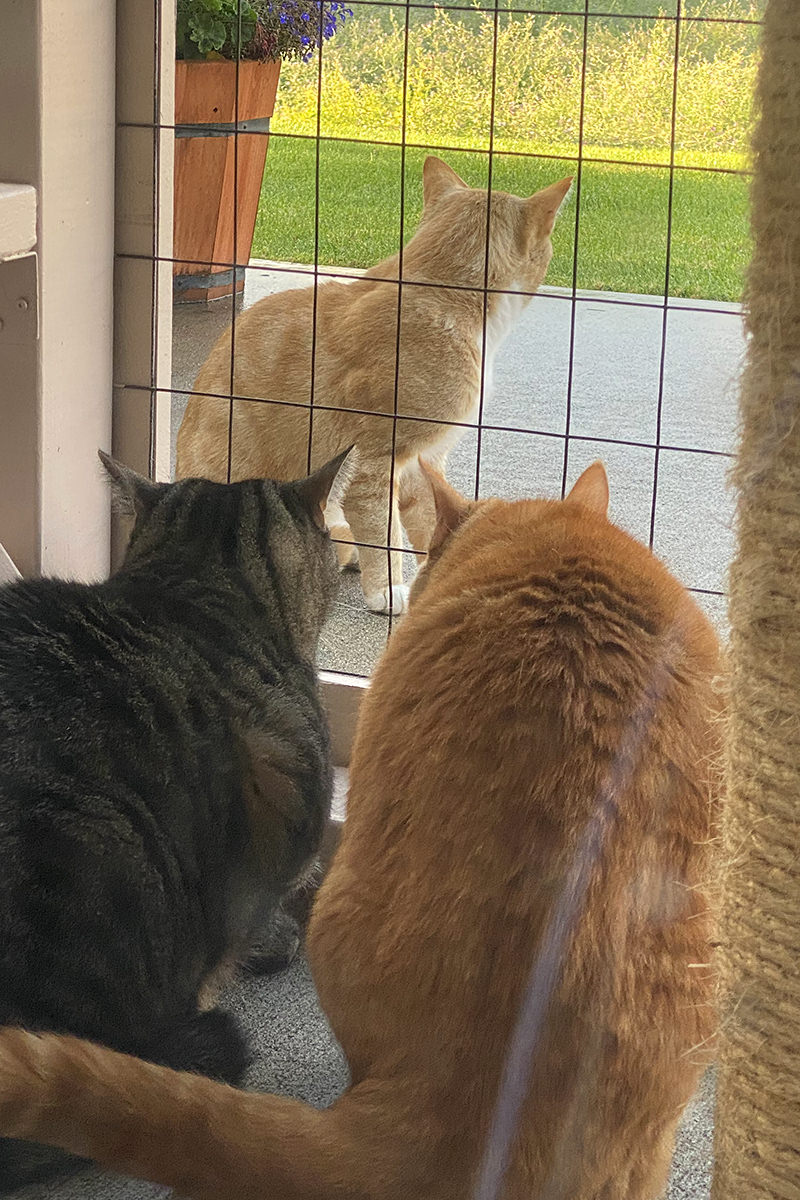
[0,452,347,1192]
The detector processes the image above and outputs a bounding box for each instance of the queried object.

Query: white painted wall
[38,0,116,579]
[0,0,116,579]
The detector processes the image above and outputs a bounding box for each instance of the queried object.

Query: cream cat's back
[177,286,326,480]
[176,266,483,484]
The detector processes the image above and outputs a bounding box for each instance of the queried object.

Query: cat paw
[245,909,301,976]
[330,524,360,571]
[336,542,360,571]
[364,584,410,615]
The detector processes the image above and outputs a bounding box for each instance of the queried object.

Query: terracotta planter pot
[173,59,281,303]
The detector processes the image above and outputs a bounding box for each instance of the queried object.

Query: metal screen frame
[113,0,758,681]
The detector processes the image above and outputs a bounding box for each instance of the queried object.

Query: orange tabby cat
[0,462,722,1200]
[175,156,572,615]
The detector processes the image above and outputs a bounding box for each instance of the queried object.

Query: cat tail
[0,1013,249,1195]
[0,1028,376,1200]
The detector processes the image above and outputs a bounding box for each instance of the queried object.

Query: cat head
[410,155,572,294]
[99,448,354,655]
[410,458,609,605]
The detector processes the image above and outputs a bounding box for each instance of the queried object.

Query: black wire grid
[121,0,757,678]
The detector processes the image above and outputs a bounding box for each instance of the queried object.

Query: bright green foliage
[176,0,259,58]
[271,1,760,159]
[176,0,351,63]
[252,138,752,301]
[252,0,759,298]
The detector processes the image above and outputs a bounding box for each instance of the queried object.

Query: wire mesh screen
[119,0,761,680]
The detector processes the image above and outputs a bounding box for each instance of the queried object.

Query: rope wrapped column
[712,3,800,1197]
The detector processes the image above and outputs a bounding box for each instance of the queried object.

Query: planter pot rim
[175,56,281,124]
[176,57,281,66]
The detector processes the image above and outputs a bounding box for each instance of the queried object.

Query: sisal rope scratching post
[712,2,800,1197]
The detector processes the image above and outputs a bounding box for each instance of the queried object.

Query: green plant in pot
[174,0,351,302]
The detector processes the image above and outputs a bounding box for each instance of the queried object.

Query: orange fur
[0,463,723,1200]
[175,156,572,614]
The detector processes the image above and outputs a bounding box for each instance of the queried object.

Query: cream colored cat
[176,156,572,614]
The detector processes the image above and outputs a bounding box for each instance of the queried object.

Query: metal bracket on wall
[175,116,272,138]
[0,254,39,345]
[173,265,246,293]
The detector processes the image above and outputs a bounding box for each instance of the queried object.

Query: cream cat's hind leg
[325,498,359,570]
[341,464,409,615]
[397,453,448,553]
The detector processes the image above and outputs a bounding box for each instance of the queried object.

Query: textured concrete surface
[27,266,738,1197]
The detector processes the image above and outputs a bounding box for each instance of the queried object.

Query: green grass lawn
[252,136,750,302]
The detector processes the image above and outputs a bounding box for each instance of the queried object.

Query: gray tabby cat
[0,448,350,1194]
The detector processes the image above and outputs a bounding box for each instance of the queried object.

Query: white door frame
[0,0,116,580]
[113,0,366,759]
[114,0,174,511]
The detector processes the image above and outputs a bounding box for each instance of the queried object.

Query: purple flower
[253,0,350,60]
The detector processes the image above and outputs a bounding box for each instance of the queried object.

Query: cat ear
[422,156,469,208]
[566,461,610,516]
[98,450,164,519]
[294,445,356,530]
[418,457,473,554]
[527,176,573,236]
